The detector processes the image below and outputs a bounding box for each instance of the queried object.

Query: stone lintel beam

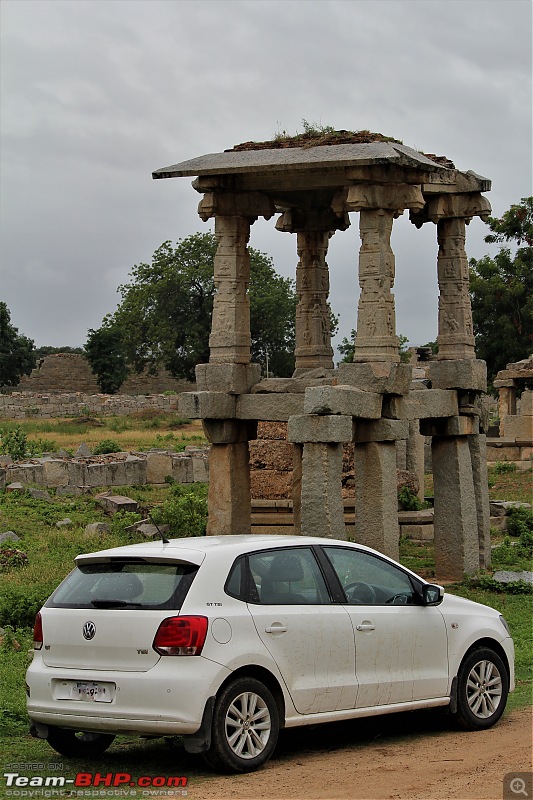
[202,419,257,444]
[344,164,437,185]
[428,360,487,392]
[287,414,353,444]
[410,192,491,227]
[353,419,408,443]
[275,207,350,233]
[493,378,516,388]
[383,389,459,420]
[196,363,261,395]
[422,170,491,195]
[303,385,382,418]
[178,391,236,420]
[236,393,304,421]
[420,415,480,437]
[198,191,276,222]
[332,183,425,215]
[337,362,412,395]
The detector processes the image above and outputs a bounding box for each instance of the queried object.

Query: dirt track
[187,707,532,800]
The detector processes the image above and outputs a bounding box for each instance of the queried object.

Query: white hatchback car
[27,535,514,773]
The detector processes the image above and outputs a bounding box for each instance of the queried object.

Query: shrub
[0,425,28,460]
[0,585,48,627]
[494,461,517,474]
[0,547,28,570]
[153,484,208,537]
[92,439,122,455]
[506,506,533,557]
[398,486,428,511]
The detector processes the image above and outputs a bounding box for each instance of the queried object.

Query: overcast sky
[1,0,531,360]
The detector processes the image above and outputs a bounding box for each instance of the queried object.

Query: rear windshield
[46,561,197,610]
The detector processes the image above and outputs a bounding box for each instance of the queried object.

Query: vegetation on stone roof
[228,119,455,168]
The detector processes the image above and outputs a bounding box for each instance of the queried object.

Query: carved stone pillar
[209,214,252,364]
[198,191,275,366]
[332,184,425,363]
[277,208,348,373]
[295,230,334,370]
[411,192,491,361]
[353,208,399,362]
[436,217,475,359]
[498,386,517,437]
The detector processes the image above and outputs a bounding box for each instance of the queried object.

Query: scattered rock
[84,522,111,536]
[28,488,52,502]
[6,482,24,493]
[96,494,138,515]
[55,485,82,496]
[493,570,533,585]
[75,443,92,457]
[56,518,73,528]
[57,449,72,458]
[0,532,21,544]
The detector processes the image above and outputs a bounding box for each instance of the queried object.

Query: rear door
[245,547,357,715]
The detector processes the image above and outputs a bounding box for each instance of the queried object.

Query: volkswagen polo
[26,534,514,773]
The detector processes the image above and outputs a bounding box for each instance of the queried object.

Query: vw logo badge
[83,621,96,640]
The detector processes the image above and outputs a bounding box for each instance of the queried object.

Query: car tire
[452,647,509,730]
[46,726,115,757]
[203,677,279,773]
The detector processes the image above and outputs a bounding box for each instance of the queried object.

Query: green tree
[85,325,129,394]
[96,233,297,382]
[469,197,533,383]
[0,303,36,387]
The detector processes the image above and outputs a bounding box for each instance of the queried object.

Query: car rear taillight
[33,611,43,650]
[153,616,208,656]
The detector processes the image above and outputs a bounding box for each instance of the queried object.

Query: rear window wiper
[90,600,142,608]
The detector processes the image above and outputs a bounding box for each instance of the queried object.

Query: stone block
[96,494,139,515]
[84,522,110,536]
[353,419,409,443]
[28,488,52,501]
[56,485,82,496]
[504,416,533,442]
[43,459,70,487]
[7,464,45,485]
[420,416,479,437]
[85,463,111,487]
[203,419,257,444]
[195,363,261,394]
[6,482,24,492]
[287,414,353,444]
[384,389,459,420]
[236,393,304,421]
[192,456,209,482]
[400,523,434,541]
[172,455,194,484]
[67,461,86,486]
[337,362,412,395]
[106,461,129,486]
[0,468,5,490]
[520,390,533,416]
[304,385,382,418]
[179,392,236,419]
[428,359,487,392]
[146,452,173,484]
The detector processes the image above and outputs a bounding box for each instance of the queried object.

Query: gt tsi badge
[83,621,96,640]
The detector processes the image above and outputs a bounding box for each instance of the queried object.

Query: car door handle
[356,622,375,631]
[265,624,288,634]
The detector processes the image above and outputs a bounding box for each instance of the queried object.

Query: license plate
[53,680,114,703]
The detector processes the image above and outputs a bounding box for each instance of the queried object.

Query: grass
[0,414,207,455]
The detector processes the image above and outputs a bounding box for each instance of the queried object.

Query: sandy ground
[184,707,532,800]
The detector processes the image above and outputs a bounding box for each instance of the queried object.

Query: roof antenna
[125,515,169,544]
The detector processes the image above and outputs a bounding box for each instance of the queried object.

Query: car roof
[75,534,381,566]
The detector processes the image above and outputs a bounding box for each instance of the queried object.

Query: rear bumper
[26,653,230,736]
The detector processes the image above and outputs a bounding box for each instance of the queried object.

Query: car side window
[248,547,331,605]
[323,547,416,605]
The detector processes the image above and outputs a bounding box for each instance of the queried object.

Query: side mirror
[422,584,444,606]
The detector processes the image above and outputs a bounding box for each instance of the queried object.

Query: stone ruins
[153,136,493,579]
